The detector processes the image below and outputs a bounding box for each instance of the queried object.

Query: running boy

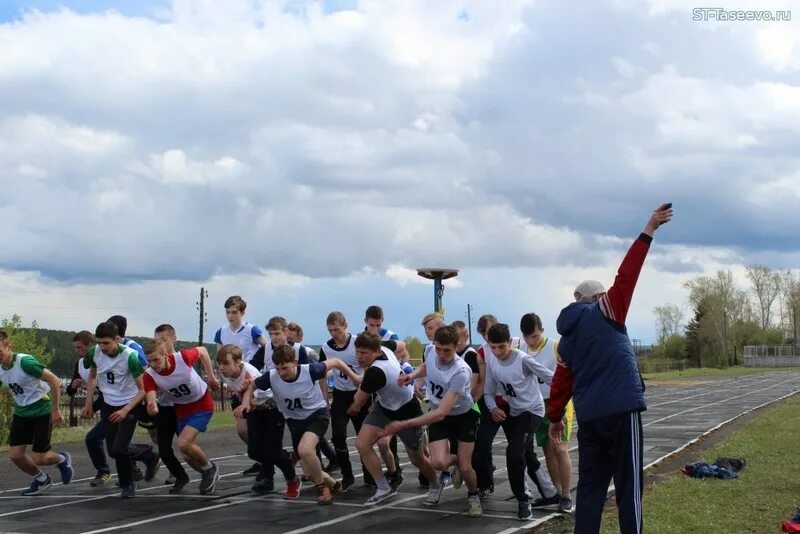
[240,345,359,505]
[483,323,554,521]
[82,321,158,498]
[349,331,436,506]
[219,344,300,498]
[0,331,74,495]
[143,340,220,495]
[389,325,481,516]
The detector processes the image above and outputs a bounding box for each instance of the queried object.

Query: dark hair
[487,323,511,344]
[266,316,288,331]
[287,322,304,338]
[224,295,246,312]
[365,305,384,321]
[154,324,176,336]
[95,321,119,340]
[451,320,467,331]
[107,315,128,337]
[73,330,94,345]
[476,314,497,335]
[519,313,543,336]
[0,331,9,344]
[354,331,382,352]
[272,344,296,366]
[434,325,459,346]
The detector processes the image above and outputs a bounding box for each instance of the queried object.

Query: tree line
[653,265,800,368]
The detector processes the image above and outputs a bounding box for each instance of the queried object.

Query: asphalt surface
[0,369,797,534]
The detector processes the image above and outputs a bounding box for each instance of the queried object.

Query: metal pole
[466,303,473,346]
[198,286,205,346]
[434,276,443,313]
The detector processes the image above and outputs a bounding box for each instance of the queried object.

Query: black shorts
[9,414,52,453]
[137,407,156,430]
[428,409,479,444]
[286,415,329,451]
[230,395,242,410]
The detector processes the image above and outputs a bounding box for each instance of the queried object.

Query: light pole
[416,268,459,314]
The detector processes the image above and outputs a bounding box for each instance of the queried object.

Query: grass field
[642,365,800,381]
[601,394,800,534]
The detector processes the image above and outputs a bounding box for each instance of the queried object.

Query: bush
[653,334,687,361]
[0,315,52,444]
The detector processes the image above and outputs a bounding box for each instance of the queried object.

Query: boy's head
[0,331,12,360]
[476,314,498,342]
[72,330,94,358]
[450,320,469,350]
[354,331,382,368]
[107,315,128,338]
[216,344,243,378]
[326,311,348,341]
[520,313,544,349]
[266,316,289,347]
[421,312,445,341]
[364,305,384,334]
[286,322,303,343]
[154,324,177,351]
[224,295,247,326]
[433,325,459,364]
[95,322,120,356]
[272,344,298,380]
[144,340,170,372]
[487,323,512,359]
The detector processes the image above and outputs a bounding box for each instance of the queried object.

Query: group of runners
[0,301,575,521]
[0,203,674,533]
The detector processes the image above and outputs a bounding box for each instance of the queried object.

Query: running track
[0,369,797,534]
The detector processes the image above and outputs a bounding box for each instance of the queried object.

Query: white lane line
[0,454,244,495]
[79,497,262,534]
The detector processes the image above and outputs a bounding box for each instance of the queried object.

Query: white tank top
[0,354,50,407]
[78,357,101,404]
[222,361,272,405]
[269,365,328,420]
[216,323,262,363]
[424,351,474,416]
[91,345,141,406]
[145,352,208,405]
[371,357,413,411]
[320,335,361,392]
[485,348,545,416]
[518,338,558,399]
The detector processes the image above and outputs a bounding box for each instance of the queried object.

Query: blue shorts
[177,411,213,434]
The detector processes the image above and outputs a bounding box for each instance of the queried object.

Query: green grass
[642,365,800,381]
[601,394,800,534]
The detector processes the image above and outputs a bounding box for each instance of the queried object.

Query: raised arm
[600,203,673,325]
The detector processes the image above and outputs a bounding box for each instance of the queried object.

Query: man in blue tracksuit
[547,203,673,533]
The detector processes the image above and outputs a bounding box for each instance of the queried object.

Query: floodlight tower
[416,268,459,313]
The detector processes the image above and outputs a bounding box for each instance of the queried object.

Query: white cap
[574,280,606,302]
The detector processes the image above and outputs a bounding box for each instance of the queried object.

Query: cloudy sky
[0,0,798,345]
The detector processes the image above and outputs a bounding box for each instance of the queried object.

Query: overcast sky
[0,0,798,345]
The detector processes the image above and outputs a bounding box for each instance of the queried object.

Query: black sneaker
[199,462,219,495]
[132,464,145,482]
[532,494,560,508]
[144,453,161,482]
[251,478,275,495]
[341,474,355,491]
[169,476,191,495]
[322,461,340,474]
[558,495,574,513]
[387,471,404,493]
[90,472,111,487]
[418,471,429,488]
[518,501,533,521]
[242,462,261,477]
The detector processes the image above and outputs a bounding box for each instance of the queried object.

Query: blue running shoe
[21,475,52,496]
[58,451,74,484]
